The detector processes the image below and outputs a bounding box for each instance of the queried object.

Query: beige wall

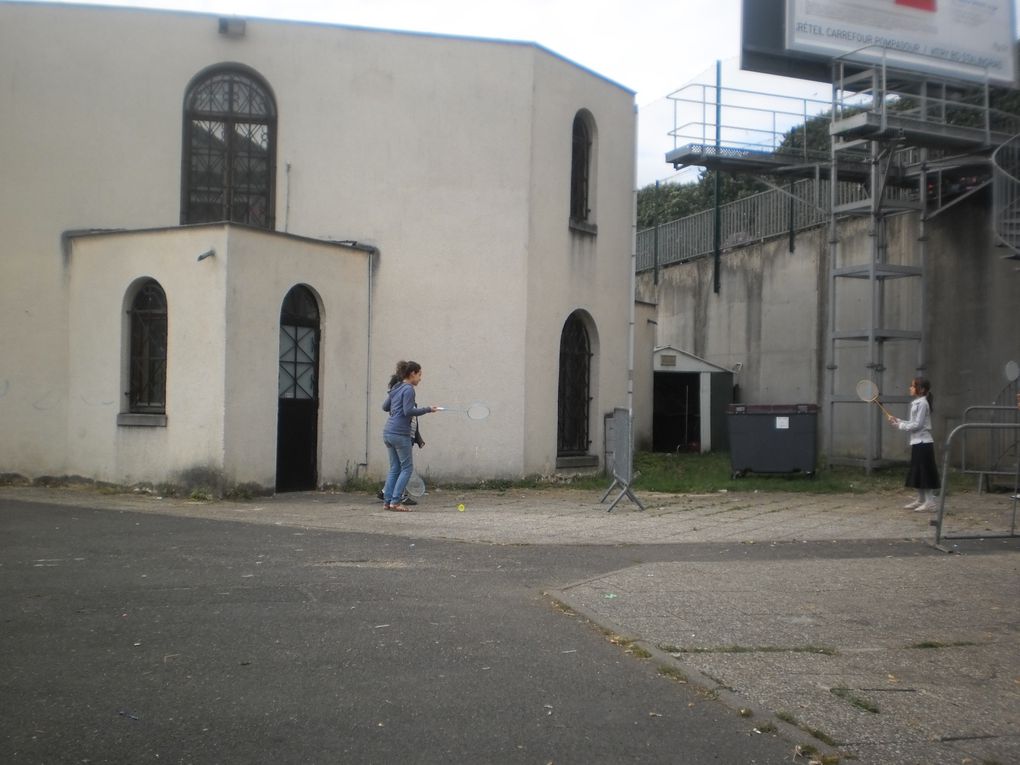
[520,54,637,475]
[0,3,636,487]
[66,228,231,485]
[64,225,369,488]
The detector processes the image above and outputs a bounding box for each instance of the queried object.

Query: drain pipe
[628,104,638,418]
[336,240,379,477]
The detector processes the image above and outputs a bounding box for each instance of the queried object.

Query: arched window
[182,66,276,228]
[569,110,596,231]
[128,280,168,414]
[557,312,592,456]
[278,286,320,400]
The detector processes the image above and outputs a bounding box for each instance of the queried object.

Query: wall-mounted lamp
[197,249,215,262]
[732,362,743,373]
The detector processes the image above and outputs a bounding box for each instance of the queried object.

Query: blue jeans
[382,433,413,505]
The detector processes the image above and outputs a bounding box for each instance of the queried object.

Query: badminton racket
[406,472,426,498]
[855,379,894,418]
[436,403,490,420]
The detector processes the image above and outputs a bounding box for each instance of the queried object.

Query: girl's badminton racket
[436,403,490,420]
[406,472,426,498]
[855,379,894,418]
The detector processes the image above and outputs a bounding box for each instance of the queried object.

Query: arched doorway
[557,311,592,458]
[276,285,320,491]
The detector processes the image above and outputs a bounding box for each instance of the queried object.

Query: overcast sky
[21,0,1003,186]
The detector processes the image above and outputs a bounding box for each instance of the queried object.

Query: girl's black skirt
[905,442,940,489]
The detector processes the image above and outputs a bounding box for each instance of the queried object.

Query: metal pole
[713,59,722,294]
[653,180,660,285]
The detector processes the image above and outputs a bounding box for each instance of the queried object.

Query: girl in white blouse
[887,377,940,511]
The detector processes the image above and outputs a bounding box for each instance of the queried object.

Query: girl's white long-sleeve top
[895,396,933,445]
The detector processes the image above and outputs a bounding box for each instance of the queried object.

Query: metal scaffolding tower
[826,58,1018,470]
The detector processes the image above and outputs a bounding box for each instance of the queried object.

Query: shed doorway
[653,372,701,452]
[651,347,733,454]
[276,285,320,491]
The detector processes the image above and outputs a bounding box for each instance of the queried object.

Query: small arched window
[128,280,168,414]
[278,286,320,401]
[182,66,276,228]
[569,110,596,231]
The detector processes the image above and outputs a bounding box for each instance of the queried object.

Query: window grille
[128,280,167,413]
[183,68,276,228]
[557,313,592,455]
[570,113,592,223]
[278,286,319,400]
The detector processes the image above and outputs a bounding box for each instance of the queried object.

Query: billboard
[786,0,1016,85]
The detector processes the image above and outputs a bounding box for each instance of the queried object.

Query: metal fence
[636,178,914,272]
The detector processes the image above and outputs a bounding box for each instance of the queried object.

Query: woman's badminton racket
[406,472,426,498]
[855,379,894,418]
[436,403,490,420]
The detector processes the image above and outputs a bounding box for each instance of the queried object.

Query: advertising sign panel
[786,0,1016,85]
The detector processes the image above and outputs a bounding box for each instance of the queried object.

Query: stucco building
[0,2,638,492]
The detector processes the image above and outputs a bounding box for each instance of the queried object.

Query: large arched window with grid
[182,66,276,228]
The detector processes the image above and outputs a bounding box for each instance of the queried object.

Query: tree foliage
[636,172,769,230]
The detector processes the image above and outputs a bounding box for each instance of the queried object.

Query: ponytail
[388,360,422,389]
[912,377,934,413]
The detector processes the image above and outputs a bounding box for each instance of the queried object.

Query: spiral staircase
[992,134,1020,260]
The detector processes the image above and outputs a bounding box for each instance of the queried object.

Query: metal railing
[832,45,1020,142]
[992,133,1020,255]
[935,422,1020,546]
[636,178,916,272]
[667,82,833,161]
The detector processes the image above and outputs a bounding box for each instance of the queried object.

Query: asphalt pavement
[1,483,1018,764]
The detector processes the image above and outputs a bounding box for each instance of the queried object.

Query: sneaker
[903,499,922,510]
[376,489,416,505]
[915,500,936,512]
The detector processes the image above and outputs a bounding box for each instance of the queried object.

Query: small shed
[652,346,734,453]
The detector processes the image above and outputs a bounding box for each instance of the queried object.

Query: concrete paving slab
[555,554,1020,764]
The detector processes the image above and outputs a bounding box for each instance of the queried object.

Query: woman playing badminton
[381,360,437,512]
[886,377,939,512]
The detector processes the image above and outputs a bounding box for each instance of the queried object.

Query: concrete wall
[636,198,1020,462]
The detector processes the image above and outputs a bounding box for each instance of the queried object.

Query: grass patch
[777,712,839,747]
[777,711,800,726]
[657,666,688,683]
[629,451,971,495]
[830,687,880,714]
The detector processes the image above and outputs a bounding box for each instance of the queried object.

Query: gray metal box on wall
[727,404,818,477]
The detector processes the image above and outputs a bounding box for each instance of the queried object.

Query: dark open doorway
[653,372,701,452]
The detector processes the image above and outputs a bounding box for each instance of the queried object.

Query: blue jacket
[382,382,430,437]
